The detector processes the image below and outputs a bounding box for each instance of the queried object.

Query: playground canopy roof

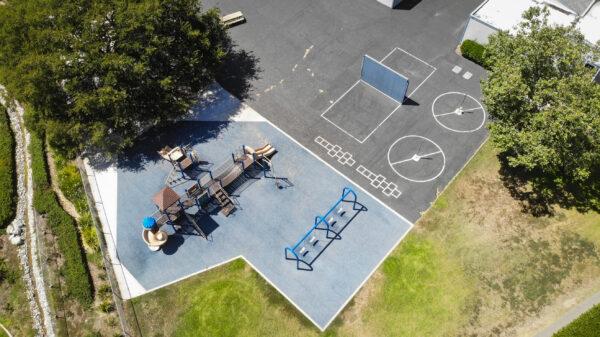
[152,187,181,211]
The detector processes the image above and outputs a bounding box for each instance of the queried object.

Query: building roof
[473,0,600,44]
[473,0,574,32]
[551,0,596,15]
[578,1,600,43]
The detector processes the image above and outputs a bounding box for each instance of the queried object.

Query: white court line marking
[390,157,416,165]
[432,92,487,133]
[321,80,361,116]
[394,47,437,70]
[434,111,459,117]
[419,150,443,158]
[382,47,437,98]
[406,67,436,98]
[460,107,484,113]
[390,150,442,166]
[322,80,401,144]
[387,135,446,183]
[360,103,402,143]
[380,47,399,62]
[321,47,438,144]
[321,114,365,143]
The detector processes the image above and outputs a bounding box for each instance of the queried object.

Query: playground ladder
[214,187,235,216]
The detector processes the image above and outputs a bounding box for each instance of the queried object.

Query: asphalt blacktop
[207,0,488,221]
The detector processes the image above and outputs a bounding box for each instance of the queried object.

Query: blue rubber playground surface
[109,116,412,329]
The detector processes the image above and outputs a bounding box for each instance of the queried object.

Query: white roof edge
[543,0,579,15]
[582,0,599,15]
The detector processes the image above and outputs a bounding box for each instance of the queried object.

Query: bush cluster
[0,105,16,229]
[53,153,100,252]
[0,257,18,284]
[29,134,93,305]
[461,39,487,68]
[554,304,600,337]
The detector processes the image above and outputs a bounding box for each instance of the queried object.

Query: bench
[221,11,245,28]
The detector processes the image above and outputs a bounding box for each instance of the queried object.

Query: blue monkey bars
[284,187,366,271]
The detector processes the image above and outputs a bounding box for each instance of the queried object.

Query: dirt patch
[36,213,121,337]
[430,144,600,336]
[337,269,383,337]
[0,236,36,337]
[46,150,80,220]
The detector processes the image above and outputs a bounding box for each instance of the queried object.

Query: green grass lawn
[554,303,600,337]
[126,259,322,337]
[125,141,600,336]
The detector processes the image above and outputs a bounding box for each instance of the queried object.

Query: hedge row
[461,39,487,68]
[554,303,600,337]
[29,133,93,305]
[0,105,16,229]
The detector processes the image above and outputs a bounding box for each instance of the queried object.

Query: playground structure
[150,143,278,236]
[285,187,367,271]
[193,143,278,215]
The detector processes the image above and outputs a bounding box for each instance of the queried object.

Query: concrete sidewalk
[534,291,600,337]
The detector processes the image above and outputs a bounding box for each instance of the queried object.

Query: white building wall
[461,16,499,43]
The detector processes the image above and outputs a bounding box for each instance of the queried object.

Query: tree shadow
[87,121,230,171]
[216,44,261,101]
[498,153,599,217]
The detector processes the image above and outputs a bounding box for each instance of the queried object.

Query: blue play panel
[114,120,412,329]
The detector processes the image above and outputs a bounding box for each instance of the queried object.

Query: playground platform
[86,86,412,330]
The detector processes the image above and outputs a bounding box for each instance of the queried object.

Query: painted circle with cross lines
[432,92,486,133]
[387,135,445,183]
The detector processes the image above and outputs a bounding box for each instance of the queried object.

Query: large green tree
[482,7,600,211]
[0,0,229,156]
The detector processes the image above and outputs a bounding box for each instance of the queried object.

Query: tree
[0,0,229,157]
[482,7,600,212]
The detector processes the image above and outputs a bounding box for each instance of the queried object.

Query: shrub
[53,151,101,254]
[0,105,16,228]
[84,331,102,337]
[461,39,487,68]
[99,299,114,313]
[29,133,93,305]
[0,257,18,284]
[97,283,112,298]
[554,303,600,337]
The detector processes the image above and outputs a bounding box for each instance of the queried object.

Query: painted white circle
[432,92,486,133]
[387,135,445,183]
